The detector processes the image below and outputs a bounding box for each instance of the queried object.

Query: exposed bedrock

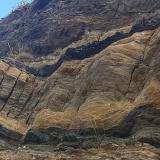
[26,16,160,77]
[23,105,160,148]
[0,26,160,127]
[0,105,159,149]
[0,125,22,141]
[113,105,160,147]
[1,1,160,158]
[1,16,160,151]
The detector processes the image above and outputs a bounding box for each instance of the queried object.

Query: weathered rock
[0,144,159,160]
[1,26,160,138]
[0,125,22,141]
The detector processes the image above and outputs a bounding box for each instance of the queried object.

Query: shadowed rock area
[23,105,160,148]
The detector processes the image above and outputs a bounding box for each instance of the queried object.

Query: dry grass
[32,101,135,130]
[0,60,31,82]
[0,61,9,71]
[107,30,153,59]
[135,79,160,107]
[33,109,77,129]
[0,113,28,134]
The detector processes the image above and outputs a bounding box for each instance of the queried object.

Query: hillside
[0,0,160,56]
[0,0,160,159]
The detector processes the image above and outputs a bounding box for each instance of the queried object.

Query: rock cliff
[0,0,160,159]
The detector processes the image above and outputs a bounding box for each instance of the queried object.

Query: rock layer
[0,25,160,148]
[1,0,160,153]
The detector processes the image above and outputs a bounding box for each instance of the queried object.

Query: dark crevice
[0,66,10,86]
[25,94,42,124]
[26,113,33,125]
[15,78,38,118]
[8,78,32,118]
[26,82,49,124]
[0,72,22,112]
[125,29,157,95]
[125,63,139,94]
[0,73,5,87]
[26,17,160,77]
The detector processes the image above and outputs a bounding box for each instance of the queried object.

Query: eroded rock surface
[1,0,160,159]
[0,143,160,160]
[1,25,160,149]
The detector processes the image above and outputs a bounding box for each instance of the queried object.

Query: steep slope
[0,0,160,56]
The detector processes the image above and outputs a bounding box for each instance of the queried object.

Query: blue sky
[0,0,32,19]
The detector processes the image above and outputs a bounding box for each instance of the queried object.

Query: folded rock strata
[0,1,160,152]
[0,23,160,148]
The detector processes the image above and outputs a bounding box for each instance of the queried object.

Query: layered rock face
[1,23,160,145]
[1,0,160,159]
